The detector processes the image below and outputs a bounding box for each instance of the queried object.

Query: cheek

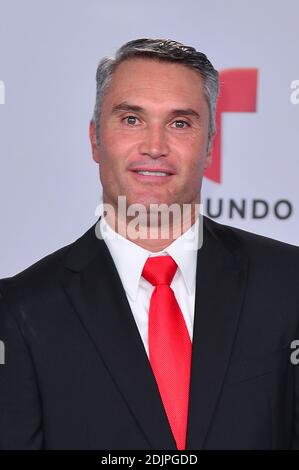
[101,128,136,165]
[99,134,122,168]
[178,141,205,174]
[99,147,130,193]
[103,125,138,147]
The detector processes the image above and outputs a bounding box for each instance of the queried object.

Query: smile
[136,170,171,176]
[130,170,174,182]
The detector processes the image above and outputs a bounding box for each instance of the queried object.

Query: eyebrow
[111,101,201,120]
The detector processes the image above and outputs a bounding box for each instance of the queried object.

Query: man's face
[90,58,211,215]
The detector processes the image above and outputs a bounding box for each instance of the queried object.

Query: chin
[134,197,174,209]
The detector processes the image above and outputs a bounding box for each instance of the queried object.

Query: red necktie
[142,255,192,450]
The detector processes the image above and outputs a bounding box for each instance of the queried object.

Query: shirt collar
[99,215,199,301]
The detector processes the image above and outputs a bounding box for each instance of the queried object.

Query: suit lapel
[61,219,176,450]
[186,217,248,449]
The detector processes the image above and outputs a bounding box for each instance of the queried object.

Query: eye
[172,120,190,129]
[123,115,139,126]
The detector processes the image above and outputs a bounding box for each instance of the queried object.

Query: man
[0,38,299,450]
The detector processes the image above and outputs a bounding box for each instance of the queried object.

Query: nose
[138,124,170,158]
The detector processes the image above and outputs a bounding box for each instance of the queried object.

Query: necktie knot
[142,255,178,287]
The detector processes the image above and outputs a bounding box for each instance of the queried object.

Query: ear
[89,120,100,163]
[204,147,212,169]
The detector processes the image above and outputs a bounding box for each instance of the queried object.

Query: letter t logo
[205,68,258,183]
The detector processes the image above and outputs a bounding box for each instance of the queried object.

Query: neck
[103,200,201,252]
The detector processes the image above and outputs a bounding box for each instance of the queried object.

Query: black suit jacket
[1,215,299,450]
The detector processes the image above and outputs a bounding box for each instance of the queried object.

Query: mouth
[129,168,175,182]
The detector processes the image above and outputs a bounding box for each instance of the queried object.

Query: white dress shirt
[99,214,200,358]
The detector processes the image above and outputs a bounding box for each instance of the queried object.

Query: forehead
[102,58,206,110]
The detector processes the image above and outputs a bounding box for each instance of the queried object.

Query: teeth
[136,171,170,176]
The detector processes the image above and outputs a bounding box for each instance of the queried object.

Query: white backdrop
[0,0,298,277]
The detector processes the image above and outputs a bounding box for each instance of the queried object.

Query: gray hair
[91,38,219,152]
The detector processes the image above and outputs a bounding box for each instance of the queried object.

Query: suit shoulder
[0,222,96,302]
[204,216,299,266]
